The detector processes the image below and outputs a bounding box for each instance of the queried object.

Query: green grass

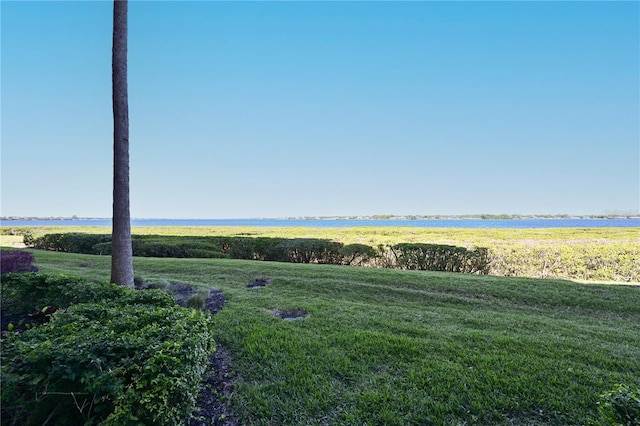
[4,224,639,246]
[27,248,640,425]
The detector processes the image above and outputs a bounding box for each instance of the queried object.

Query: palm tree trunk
[111,0,134,287]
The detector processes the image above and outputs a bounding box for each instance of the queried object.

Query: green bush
[0,273,125,315]
[389,243,490,274]
[270,238,344,264]
[29,233,111,254]
[0,273,216,426]
[597,384,640,425]
[340,244,378,266]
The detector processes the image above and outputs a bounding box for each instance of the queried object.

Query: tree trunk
[111,0,134,287]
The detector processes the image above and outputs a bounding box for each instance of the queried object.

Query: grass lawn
[13,249,640,424]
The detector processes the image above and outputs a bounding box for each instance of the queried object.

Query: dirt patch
[188,345,237,426]
[176,284,237,426]
[165,282,198,305]
[274,308,309,321]
[246,277,272,288]
[158,283,236,425]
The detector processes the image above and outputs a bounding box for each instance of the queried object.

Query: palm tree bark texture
[111,0,134,287]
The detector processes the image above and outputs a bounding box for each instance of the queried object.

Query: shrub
[22,231,35,247]
[29,233,111,254]
[2,303,215,425]
[271,238,344,264]
[184,248,228,259]
[0,273,125,315]
[0,250,38,274]
[0,273,216,426]
[597,384,640,425]
[389,243,490,274]
[340,244,378,266]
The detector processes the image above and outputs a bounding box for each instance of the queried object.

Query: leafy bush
[0,250,38,274]
[270,238,343,264]
[93,236,225,259]
[0,273,125,315]
[1,273,216,426]
[28,233,111,254]
[389,243,490,274]
[597,384,640,425]
[340,244,378,266]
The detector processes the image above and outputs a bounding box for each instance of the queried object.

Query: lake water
[1,218,639,229]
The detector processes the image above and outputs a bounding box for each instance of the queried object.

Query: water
[1,218,639,228]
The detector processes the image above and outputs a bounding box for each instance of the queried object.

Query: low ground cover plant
[598,384,640,425]
[0,273,216,426]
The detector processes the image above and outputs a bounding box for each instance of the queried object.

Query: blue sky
[2,1,638,218]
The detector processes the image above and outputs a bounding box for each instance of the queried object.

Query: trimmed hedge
[0,273,215,426]
[389,243,490,274]
[28,234,379,266]
[28,233,111,254]
[27,232,637,281]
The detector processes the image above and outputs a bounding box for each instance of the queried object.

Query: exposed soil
[274,308,309,321]
[188,345,237,426]
[246,277,272,288]
[166,283,238,426]
[169,283,226,313]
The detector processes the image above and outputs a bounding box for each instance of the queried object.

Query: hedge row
[29,234,380,266]
[28,233,486,273]
[26,233,640,281]
[1,273,216,426]
[388,243,490,274]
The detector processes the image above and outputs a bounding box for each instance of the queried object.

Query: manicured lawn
[27,248,640,425]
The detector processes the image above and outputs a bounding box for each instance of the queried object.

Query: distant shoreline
[1,216,639,229]
[2,214,639,221]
